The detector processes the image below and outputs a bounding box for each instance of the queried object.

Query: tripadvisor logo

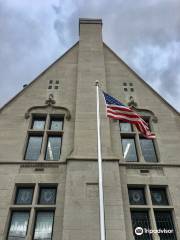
[135,227,143,235]
[135,227,174,235]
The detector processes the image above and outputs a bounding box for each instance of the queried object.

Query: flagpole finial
[95,80,99,86]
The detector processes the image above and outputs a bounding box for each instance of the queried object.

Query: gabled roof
[0,42,79,113]
[0,40,179,116]
[103,43,180,116]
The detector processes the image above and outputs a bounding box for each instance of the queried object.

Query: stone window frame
[6,183,57,240]
[24,113,64,161]
[127,184,178,240]
[120,116,159,163]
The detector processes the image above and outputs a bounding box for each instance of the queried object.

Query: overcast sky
[0,0,180,111]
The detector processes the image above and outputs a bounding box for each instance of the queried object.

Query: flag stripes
[103,92,155,139]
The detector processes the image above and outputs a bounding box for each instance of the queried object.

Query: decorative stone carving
[128,96,158,123]
[128,96,138,108]
[24,94,71,120]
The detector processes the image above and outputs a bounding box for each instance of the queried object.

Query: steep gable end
[0,42,79,113]
[103,43,179,116]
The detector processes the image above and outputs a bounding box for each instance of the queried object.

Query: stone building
[0,18,180,240]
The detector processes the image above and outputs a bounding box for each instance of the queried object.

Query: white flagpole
[95,80,106,240]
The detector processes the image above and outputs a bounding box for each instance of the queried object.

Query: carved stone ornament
[25,94,71,120]
[128,96,138,108]
[127,96,158,123]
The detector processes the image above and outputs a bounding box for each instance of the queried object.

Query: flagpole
[95,80,106,240]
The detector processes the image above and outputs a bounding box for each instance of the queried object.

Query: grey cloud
[0,0,180,111]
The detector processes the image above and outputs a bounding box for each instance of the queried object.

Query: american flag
[103,92,155,139]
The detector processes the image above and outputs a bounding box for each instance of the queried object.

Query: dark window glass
[124,88,128,91]
[32,117,46,130]
[8,211,29,239]
[140,139,157,162]
[25,136,42,160]
[123,82,127,86]
[15,187,34,205]
[128,188,146,205]
[33,211,54,240]
[122,138,137,161]
[120,122,132,132]
[130,88,134,92]
[55,80,59,84]
[50,118,63,131]
[45,136,61,160]
[54,86,58,89]
[129,83,133,86]
[38,187,57,204]
[131,211,152,240]
[150,188,168,205]
[48,85,52,89]
[154,211,177,240]
[49,80,53,84]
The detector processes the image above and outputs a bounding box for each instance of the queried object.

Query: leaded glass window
[120,122,132,132]
[38,187,57,205]
[45,136,61,161]
[15,187,34,205]
[140,139,157,162]
[122,138,137,162]
[131,211,152,240]
[128,188,146,205]
[50,118,63,131]
[8,211,29,239]
[154,211,177,240]
[150,188,168,205]
[25,136,42,160]
[33,211,54,240]
[32,117,46,130]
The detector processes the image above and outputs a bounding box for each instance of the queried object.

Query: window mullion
[149,208,160,240]
[26,208,35,240]
[146,186,160,240]
[134,129,144,162]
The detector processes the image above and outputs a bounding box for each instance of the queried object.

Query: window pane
[8,212,29,239]
[32,118,46,130]
[154,211,177,240]
[39,187,57,205]
[120,122,132,132]
[150,188,168,205]
[128,188,146,205]
[131,211,152,240]
[50,118,63,131]
[122,138,137,162]
[15,187,33,205]
[25,136,42,160]
[34,212,54,240]
[140,139,157,162]
[45,136,61,160]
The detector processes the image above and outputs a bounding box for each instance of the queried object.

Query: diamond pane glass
[131,211,152,240]
[45,136,61,161]
[8,212,29,239]
[25,136,42,160]
[50,119,63,131]
[15,188,33,205]
[39,188,57,205]
[33,212,54,240]
[154,211,177,240]
[120,122,132,132]
[32,118,46,130]
[128,188,146,205]
[122,138,137,162]
[140,139,157,162]
[150,188,168,205]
